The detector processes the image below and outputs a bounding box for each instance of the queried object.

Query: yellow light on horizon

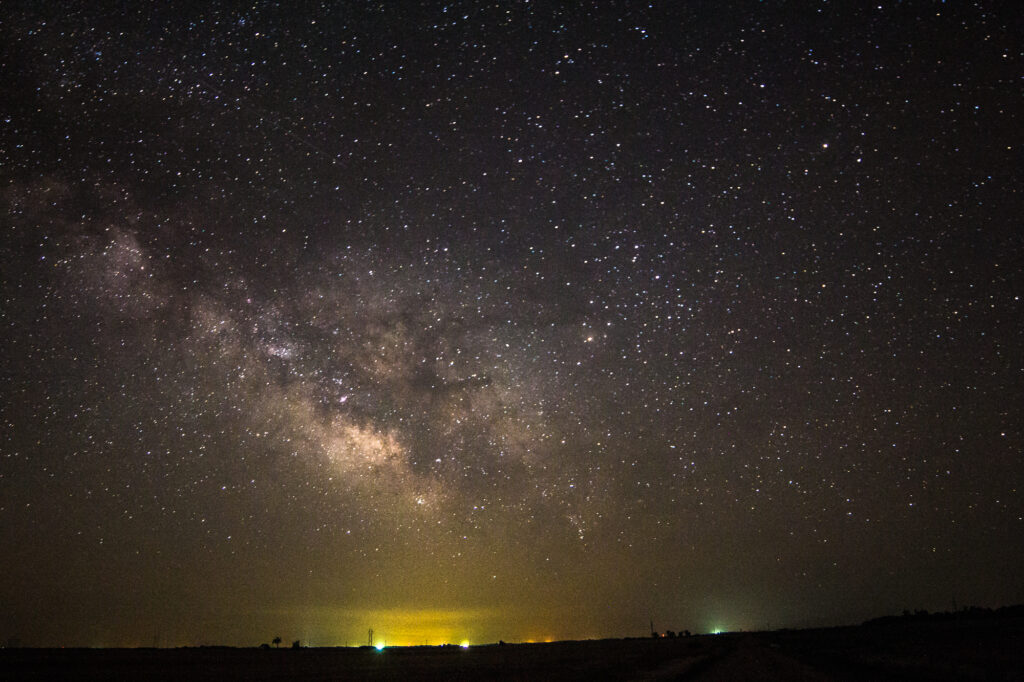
[326,607,493,647]
[460,640,470,649]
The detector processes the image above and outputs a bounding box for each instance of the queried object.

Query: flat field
[2,617,1020,681]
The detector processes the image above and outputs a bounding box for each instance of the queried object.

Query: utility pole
[368,628,374,647]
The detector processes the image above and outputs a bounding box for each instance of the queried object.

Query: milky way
[1,2,1021,646]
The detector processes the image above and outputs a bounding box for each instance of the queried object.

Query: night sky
[2,1,1022,648]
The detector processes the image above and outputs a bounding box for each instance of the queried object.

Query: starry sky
[2,1,1022,648]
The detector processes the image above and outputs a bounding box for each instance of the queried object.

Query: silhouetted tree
[272,636,282,648]
[292,640,300,649]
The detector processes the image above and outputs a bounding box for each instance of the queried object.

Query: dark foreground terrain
[3,616,1021,681]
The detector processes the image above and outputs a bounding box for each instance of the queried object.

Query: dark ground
[2,616,1021,681]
